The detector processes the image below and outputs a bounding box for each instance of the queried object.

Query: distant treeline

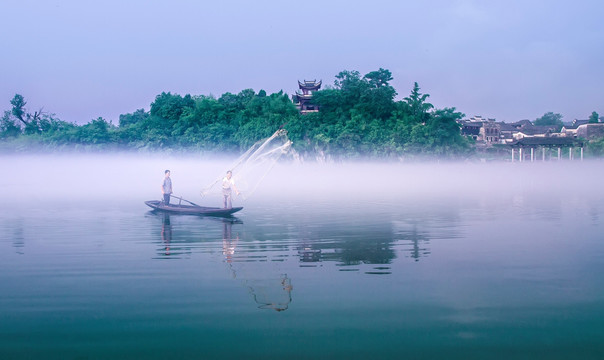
[2,68,481,158]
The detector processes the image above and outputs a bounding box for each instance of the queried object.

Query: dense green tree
[334,70,363,91]
[422,108,470,156]
[589,111,600,123]
[150,92,195,121]
[77,117,113,144]
[534,112,564,130]
[404,82,433,124]
[282,112,326,154]
[360,68,397,120]
[0,110,21,138]
[364,68,393,88]
[10,93,42,134]
[7,94,61,135]
[284,71,470,158]
[119,108,148,127]
[0,68,532,159]
[40,119,79,145]
[10,94,27,126]
[333,70,367,113]
[236,91,296,149]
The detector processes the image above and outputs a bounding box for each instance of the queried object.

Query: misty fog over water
[1,153,604,359]
[3,152,603,204]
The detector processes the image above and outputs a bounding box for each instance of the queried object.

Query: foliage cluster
[1,68,475,158]
[1,90,298,154]
[534,112,565,131]
[286,69,471,159]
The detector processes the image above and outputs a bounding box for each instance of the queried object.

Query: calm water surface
[1,156,604,359]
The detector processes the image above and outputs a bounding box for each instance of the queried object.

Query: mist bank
[3,153,603,211]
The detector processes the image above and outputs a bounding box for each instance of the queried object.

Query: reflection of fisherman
[161,214,172,255]
[222,221,238,263]
[221,170,239,209]
[161,170,173,205]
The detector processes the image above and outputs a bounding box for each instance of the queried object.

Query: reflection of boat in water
[298,246,321,263]
[145,195,242,217]
[146,210,242,259]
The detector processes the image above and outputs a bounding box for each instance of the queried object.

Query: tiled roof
[511,137,580,146]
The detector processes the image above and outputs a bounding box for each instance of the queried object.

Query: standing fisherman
[222,170,240,209]
[162,170,173,205]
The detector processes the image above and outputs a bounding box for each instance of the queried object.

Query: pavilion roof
[510,137,582,147]
[298,80,322,90]
[294,92,313,98]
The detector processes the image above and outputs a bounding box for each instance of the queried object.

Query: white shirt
[222,176,234,190]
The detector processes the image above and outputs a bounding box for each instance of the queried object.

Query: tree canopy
[285,70,470,159]
[0,68,477,159]
[534,112,564,130]
[589,111,600,124]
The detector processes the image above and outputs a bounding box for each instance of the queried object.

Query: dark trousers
[163,194,171,205]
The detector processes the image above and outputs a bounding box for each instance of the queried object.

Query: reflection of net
[201,129,295,199]
[226,259,294,311]
[245,275,293,312]
[224,239,294,311]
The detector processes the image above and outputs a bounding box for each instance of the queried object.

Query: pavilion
[509,137,584,162]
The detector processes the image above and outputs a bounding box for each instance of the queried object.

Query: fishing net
[201,129,295,199]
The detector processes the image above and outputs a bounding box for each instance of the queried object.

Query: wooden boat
[145,196,242,217]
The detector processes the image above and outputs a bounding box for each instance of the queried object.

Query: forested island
[1,68,601,159]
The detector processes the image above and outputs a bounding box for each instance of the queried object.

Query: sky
[1,0,603,125]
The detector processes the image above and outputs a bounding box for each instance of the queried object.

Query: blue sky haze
[1,0,602,124]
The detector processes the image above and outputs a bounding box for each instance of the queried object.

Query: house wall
[577,123,604,140]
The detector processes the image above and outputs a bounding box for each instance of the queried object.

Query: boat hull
[145,200,242,217]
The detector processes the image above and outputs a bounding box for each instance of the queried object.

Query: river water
[1,154,603,359]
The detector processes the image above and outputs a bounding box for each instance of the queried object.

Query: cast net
[201,129,295,199]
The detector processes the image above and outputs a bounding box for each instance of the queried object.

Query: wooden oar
[170,194,201,207]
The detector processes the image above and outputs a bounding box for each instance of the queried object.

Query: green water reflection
[1,193,604,359]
